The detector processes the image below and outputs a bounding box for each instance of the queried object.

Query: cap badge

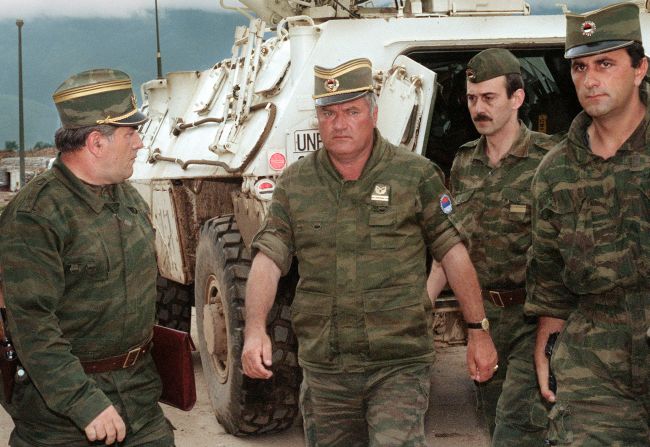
[465,68,476,80]
[440,194,453,214]
[324,78,339,93]
[581,21,596,37]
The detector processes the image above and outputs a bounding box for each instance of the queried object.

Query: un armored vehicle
[131,0,650,435]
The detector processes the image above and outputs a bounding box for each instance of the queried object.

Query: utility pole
[155,0,163,79]
[16,19,25,188]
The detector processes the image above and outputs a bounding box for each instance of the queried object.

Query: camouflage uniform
[253,130,464,446]
[451,122,553,444]
[0,156,173,446]
[525,86,650,446]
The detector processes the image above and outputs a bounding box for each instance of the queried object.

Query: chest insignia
[371,183,390,206]
[440,194,453,214]
[509,204,527,214]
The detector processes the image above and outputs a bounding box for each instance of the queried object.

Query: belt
[81,339,152,374]
[481,288,526,308]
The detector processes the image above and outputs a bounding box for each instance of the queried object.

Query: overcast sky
[0,0,622,20]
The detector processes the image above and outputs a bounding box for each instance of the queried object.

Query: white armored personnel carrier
[131,0,650,435]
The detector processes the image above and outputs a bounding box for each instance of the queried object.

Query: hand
[534,342,556,403]
[466,330,498,383]
[84,405,126,445]
[241,327,273,379]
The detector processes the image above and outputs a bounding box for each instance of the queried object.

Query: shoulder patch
[439,193,453,214]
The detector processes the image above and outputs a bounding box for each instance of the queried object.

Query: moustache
[473,114,492,122]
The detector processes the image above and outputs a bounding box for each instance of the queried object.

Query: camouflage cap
[52,68,147,129]
[565,2,641,59]
[466,48,521,83]
[313,58,373,107]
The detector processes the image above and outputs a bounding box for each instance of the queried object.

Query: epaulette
[458,138,480,151]
[16,171,56,213]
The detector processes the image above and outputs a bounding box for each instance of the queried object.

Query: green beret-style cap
[466,48,521,83]
[565,2,641,59]
[53,68,147,129]
[313,58,374,107]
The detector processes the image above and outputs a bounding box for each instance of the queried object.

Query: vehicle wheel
[156,276,193,332]
[195,215,300,435]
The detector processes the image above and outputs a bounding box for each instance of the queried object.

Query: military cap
[565,2,642,59]
[53,68,147,129]
[313,58,374,107]
[466,48,521,83]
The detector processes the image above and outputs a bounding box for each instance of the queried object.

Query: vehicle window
[406,48,581,176]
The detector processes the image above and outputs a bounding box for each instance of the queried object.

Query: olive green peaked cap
[53,68,147,129]
[313,58,374,106]
[466,48,521,83]
[565,2,642,59]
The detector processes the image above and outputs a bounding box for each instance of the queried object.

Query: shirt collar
[471,120,530,165]
[51,153,116,214]
[567,82,650,165]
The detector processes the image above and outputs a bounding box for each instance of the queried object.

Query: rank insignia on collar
[581,20,596,37]
[440,194,453,214]
[371,183,390,206]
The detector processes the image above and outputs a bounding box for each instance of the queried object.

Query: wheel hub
[203,274,229,383]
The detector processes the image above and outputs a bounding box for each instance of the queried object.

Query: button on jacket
[253,131,464,372]
[0,155,162,445]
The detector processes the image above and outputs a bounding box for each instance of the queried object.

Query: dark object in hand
[544,331,560,394]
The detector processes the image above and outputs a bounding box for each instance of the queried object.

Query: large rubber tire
[195,215,300,436]
[155,276,193,332]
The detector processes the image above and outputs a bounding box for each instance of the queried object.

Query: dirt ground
[0,320,489,447]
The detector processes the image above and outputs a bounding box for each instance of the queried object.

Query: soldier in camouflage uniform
[241,58,498,447]
[0,69,174,446]
[428,48,553,445]
[525,3,650,445]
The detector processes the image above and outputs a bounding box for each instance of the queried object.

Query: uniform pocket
[362,285,431,361]
[64,256,109,282]
[290,290,334,364]
[546,403,573,445]
[369,211,397,249]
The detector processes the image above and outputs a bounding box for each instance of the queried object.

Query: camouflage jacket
[0,155,160,439]
[253,131,464,372]
[451,122,554,289]
[525,89,650,320]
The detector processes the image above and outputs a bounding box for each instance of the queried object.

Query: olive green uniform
[0,156,173,446]
[452,122,552,444]
[525,86,650,446]
[253,131,464,446]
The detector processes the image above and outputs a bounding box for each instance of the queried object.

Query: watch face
[481,318,490,331]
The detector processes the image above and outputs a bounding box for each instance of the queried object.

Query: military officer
[428,48,554,445]
[0,69,174,446]
[525,3,650,445]
[241,57,497,446]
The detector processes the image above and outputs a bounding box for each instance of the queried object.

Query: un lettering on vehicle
[293,129,322,160]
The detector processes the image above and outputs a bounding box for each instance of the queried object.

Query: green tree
[4,141,18,150]
[33,141,53,150]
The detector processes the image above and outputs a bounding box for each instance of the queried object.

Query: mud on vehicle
[130,0,650,436]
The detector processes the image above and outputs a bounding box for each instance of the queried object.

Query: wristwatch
[466,317,490,332]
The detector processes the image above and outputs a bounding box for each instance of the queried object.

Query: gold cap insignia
[581,20,596,37]
[465,68,476,80]
[324,78,340,92]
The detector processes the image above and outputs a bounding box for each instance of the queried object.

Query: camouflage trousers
[300,363,431,447]
[547,290,650,446]
[476,301,549,446]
